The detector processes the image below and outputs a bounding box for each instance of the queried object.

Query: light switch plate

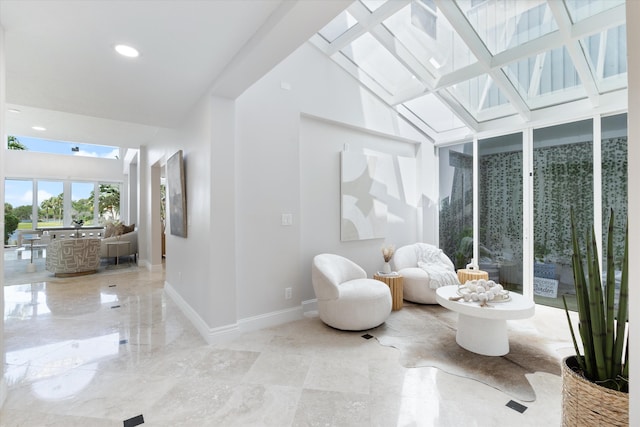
[281,213,293,226]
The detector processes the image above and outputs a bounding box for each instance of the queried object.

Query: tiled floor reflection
[2,267,568,426]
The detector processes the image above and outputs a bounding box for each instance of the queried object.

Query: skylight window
[403,93,466,133]
[382,2,477,76]
[313,0,627,143]
[564,0,625,23]
[457,0,558,55]
[360,0,386,13]
[581,24,627,92]
[340,32,425,97]
[318,11,358,43]
[448,74,514,119]
[503,46,584,109]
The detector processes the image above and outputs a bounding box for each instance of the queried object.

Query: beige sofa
[99,230,138,262]
[46,238,101,276]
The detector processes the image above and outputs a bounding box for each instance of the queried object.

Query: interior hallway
[1,266,568,426]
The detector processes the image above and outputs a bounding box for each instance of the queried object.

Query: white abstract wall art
[341,151,387,241]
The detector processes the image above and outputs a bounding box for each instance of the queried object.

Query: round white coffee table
[436,285,535,356]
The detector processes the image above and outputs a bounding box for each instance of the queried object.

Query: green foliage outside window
[7,135,27,150]
[4,203,19,244]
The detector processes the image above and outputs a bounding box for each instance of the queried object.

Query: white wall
[299,116,420,301]
[234,43,431,321]
[0,23,7,409]
[626,1,639,423]
[163,41,434,340]
[4,150,123,182]
[145,92,243,337]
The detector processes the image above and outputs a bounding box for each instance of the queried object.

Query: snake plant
[563,208,628,392]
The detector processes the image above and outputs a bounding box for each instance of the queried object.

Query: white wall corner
[165,281,312,344]
[165,281,239,345]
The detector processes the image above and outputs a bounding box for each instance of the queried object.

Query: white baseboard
[302,298,318,315]
[148,262,164,273]
[164,281,240,344]
[138,259,164,272]
[0,377,7,410]
[164,281,309,344]
[237,306,303,333]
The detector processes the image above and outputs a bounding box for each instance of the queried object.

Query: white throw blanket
[415,244,459,289]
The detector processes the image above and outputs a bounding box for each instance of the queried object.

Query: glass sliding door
[439,142,473,268]
[478,133,523,294]
[601,114,627,298]
[532,120,593,309]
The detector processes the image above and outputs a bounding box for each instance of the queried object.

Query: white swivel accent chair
[312,254,392,331]
[393,243,459,304]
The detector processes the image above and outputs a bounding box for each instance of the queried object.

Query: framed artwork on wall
[340,150,387,241]
[167,150,187,238]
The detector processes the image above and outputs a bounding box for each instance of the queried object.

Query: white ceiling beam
[571,4,626,40]
[369,25,437,90]
[395,105,439,141]
[211,0,351,99]
[435,0,492,65]
[328,0,409,55]
[491,30,564,69]
[330,51,394,105]
[434,89,480,132]
[548,0,600,106]
[435,62,486,90]
[438,5,625,89]
[436,0,531,121]
[390,88,430,106]
[326,23,367,55]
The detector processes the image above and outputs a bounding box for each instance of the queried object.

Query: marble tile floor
[3,247,136,288]
[1,267,571,426]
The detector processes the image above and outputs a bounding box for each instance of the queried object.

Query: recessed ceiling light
[115,44,140,58]
[8,108,21,114]
[32,126,46,131]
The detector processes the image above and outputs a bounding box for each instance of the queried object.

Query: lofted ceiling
[0,0,350,148]
[311,0,628,145]
[1,1,628,149]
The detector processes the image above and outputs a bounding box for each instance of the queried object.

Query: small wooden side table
[374,273,403,311]
[457,268,489,284]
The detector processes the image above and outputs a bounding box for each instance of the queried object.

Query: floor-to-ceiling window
[439,142,473,268]
[4,179,34,244]
[37,180,64,228]
[438,115,627,310]
[71,182,96,225]
[98,183,121,223]
[601,113,628,300]
[4,179,122,241]
[532,120,593,309]
[478,133,523,293]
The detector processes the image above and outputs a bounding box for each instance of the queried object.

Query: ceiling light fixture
[115,44,140,58]
[32,126,46,131]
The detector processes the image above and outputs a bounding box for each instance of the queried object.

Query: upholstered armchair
[393,243,459,304]
[312,254,392,331]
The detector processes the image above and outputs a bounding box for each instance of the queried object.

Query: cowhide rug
[369,302,573,402]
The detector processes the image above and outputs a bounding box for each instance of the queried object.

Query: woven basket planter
[562,356,629,426]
